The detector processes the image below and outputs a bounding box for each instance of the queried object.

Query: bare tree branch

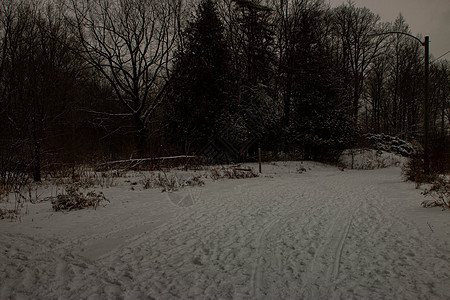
[69,0,181,138]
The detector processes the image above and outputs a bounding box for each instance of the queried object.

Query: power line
[432,50,450,63]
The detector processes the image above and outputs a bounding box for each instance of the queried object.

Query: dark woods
[1,0,449,181]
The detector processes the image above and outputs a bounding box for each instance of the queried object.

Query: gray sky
[328,0,450,60]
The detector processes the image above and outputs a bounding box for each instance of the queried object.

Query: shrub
[402,154,436,185]
[49,186,109,211]
[422,177,450,210]
[365,133,416,157]
[297,165,307,173]
[155,172,180,192]
[141,172,205,192]
[339,149,404,170]
[1,179,35,222]
[209,166,258,180]
[183,175,205,187]
[0,207,21,221]
[0,156,31,199]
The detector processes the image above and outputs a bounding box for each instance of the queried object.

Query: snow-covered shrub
[156,172,180,192]
[402,154,437,184]
[422,177,450,210]
[209,167,221,181]
[0,172,30,200]
[208,166,258,180]
[297,165,307,174]
[1,175,35,221]
[0,190,30,221]
[183,175,205,187]
[49,186,109,211]
[0,207,18,221]
[141,174,156,189]
[141,172,205,192]
[339,134,418,170]
[0,162,30,201]
[365,134,416,157]
[339,149,404,170]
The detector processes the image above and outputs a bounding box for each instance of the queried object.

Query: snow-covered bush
[141,172,180,192]
[339,149,405,170]
[0,172,30,200]
[365,134,417,157]
[402,154,437,184]
[183,175,205,187]
[49,186,109,211]
[155,172,180,192]
[339,134,418,170]
[208,166,258,180]
[141,172,205,192]
[422,177,450,210]
[0,207,16,221]
[297,165,307,174]
[1,173,34,222]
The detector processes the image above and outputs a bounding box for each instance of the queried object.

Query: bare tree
[365,53,390,133]
[332,2,387,125]
[69,0,181,150]
[271,0,329,130]
[1,0,84,181]
[430,61,449,141]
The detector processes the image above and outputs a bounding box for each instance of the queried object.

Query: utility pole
[424,36,430,174]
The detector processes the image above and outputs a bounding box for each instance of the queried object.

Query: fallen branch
[234,168,253,172]
[98,155,196,167]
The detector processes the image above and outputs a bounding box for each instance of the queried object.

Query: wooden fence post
[258,148,262,173]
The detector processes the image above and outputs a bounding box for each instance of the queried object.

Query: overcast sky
[328,0,450,60]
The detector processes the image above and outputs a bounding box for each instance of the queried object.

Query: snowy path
[1,163,450,299]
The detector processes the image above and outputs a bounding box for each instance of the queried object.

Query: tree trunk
[134,114,148,155]
[33,139,41,182]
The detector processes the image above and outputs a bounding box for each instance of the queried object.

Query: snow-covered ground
[1,162,449,299]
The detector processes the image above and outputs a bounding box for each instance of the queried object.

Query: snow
[1,162,450,299]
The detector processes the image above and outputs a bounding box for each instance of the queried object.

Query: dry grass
[141,171,205,192]
[208,165,258,180]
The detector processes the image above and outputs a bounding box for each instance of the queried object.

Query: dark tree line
[1,0,449,180]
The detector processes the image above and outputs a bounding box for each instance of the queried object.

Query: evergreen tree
[166,0,234,154]
[280,1,355,161]
[233,0,275,87]
[223,0,280,157]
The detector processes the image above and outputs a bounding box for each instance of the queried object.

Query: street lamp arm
[368,30,431,174]
[368,31,425,46]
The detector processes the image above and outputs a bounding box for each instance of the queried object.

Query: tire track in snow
[229,177,318,298]
[331,212,354,280]
[249,177,341,299]
[250,215,282,299]
[298,173,367,300]
[256,202,323,299]
[339,178,450,299]
[302,209,356,299]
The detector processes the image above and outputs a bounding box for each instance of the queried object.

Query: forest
[1,0,449,182]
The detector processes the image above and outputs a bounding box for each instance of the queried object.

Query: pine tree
[224,0,279,157]
[166,0,234,154]
[233,0,275,88]
[281,2,355,161]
